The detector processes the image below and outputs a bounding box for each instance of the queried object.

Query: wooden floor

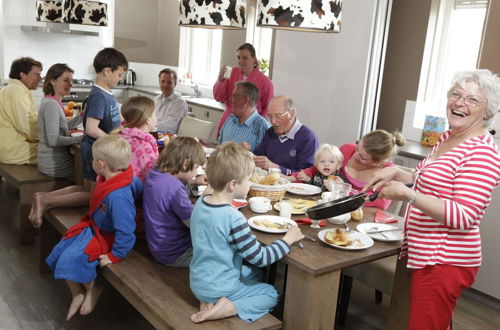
[1,177,499,329]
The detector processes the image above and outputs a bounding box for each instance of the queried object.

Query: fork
[369,226,389,239]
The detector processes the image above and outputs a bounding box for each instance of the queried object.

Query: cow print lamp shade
[179,0,247,29]
[257,0,342,33]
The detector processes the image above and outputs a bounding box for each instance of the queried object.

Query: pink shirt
[118,127,159,182]
[213,66,273,132]
[339,143,394,210]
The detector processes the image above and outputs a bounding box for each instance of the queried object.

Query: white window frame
[178,27,222,86]
[410,0,488,135]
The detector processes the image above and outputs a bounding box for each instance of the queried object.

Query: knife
[365,228,402,235]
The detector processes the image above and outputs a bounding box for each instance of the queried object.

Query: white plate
[203,147,216,157]
[70,131,84,137]
[318,229,374,250]
[273,199,318,214]
[327,212,351,224]
[356,223,404,242]
[286,183,322,196]
[248,216,297,234]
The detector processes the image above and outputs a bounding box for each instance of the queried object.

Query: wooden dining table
[241,196,411,330]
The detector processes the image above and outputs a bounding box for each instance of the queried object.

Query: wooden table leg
[387,257,411,330]
[283,264,340,330]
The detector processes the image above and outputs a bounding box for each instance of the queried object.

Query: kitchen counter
[397,140,432,160]
[67,84,225,112]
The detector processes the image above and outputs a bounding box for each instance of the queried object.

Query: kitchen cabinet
[110,88,125,104]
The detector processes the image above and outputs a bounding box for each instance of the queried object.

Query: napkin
[295,218,327,227]
[374,209,397,224]
[231,199,248,209]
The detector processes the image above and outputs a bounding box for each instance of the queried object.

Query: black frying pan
[305,183,413,220]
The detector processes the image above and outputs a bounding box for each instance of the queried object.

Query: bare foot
[32,192,46,228]
[200,301,214,311]
[80,284,102,315]
[66,293,85,321]
[191,297,236,323]
[28,192,42,224]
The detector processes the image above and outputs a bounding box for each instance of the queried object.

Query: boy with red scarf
[46,135,143,321]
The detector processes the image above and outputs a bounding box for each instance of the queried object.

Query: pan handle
[366,183,414,202]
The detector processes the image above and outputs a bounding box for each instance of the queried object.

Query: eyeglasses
[268,111,289,120]
[448,91,487,108]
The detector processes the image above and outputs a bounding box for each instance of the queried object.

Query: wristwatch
[408,191,418,205]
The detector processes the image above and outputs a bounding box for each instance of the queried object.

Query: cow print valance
[36,0,108,27]
[179,0,247,29]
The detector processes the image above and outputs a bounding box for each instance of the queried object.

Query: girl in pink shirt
[213,43,273,132]
[116,96,159,182]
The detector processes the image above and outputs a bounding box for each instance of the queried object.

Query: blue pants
[196,265,279,322]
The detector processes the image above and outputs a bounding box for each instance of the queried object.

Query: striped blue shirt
[190,196,290,298]
[217,111,271,150]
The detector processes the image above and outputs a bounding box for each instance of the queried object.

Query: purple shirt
[253,122,318,175]
[143,168,193,264]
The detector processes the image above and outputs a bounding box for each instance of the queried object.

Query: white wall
[272,0,379,146]
[2,0,114,80]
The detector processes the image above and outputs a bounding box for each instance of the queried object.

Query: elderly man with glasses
[253,95,318,175]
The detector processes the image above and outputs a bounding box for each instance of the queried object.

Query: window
[414,0,488,128]
[178,27,222,86]
[245,0,274,76]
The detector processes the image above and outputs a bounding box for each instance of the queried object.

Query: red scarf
[63,166,134,262]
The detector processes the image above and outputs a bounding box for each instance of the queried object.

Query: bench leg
[40,214,60,273]
[19,188,36,245]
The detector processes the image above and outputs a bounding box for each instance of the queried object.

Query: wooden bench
[41,207,282,330]
[0,163,71,244]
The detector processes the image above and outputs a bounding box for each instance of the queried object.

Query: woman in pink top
[339,130,406,210]
[364,70,500,329]
[213,43,273,132]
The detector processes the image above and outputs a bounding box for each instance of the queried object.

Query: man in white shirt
[154,68,188,133]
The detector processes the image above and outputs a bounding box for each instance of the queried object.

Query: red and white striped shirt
[401,131,500,269]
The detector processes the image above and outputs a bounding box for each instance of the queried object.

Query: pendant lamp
[179,0,247,30]
[257,0,342,33]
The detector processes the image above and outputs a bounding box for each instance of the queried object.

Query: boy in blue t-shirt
[189,142,304,323]
[81,47,128,189]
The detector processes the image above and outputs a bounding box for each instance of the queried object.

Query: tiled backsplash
[2,0,114,80]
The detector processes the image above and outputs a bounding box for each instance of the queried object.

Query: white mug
[224,66,232,79]
[249,197,272,213]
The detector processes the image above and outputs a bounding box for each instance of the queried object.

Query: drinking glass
[279,197,293,219]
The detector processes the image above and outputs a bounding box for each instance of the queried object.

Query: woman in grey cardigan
[37,63,82,179]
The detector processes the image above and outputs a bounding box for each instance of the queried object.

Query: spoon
[343,222,351,232]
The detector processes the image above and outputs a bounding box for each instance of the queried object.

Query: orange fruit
[67,101,77,109]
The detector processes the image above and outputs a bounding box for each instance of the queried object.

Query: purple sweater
[253,125,318,175]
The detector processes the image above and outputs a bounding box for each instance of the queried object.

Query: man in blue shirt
[217,81,270,150]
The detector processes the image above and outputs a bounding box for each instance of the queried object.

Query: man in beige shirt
[0,57,42,164]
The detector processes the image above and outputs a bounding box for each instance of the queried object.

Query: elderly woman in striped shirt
[364,69,500,330]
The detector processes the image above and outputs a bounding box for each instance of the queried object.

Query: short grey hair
[283,96,297,114]
[235,81,259,107]
[448,69,500,128]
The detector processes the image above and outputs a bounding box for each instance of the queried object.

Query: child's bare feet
[191,297,236,323]
[80,283,102,315]
[31,192,46,228]
[200,301,214,311]
[66,292,85,321]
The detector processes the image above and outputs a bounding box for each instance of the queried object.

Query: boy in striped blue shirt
[189,142,304,323]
